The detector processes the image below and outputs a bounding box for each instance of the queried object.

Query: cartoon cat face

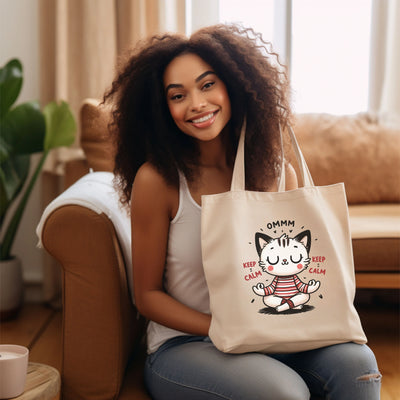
[255,231,311,276]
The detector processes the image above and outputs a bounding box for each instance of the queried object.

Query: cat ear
[294,230,311,253]
[255,232,274,257]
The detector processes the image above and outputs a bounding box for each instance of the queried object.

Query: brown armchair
[37,99,400,400]
[38,99,151,400]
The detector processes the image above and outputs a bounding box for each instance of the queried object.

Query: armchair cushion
[80,99,115,172]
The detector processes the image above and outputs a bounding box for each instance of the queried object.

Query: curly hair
[103,24,292,207]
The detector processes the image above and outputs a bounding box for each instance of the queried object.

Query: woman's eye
[267,256,279,265]
[290,254,303,264]
[202,81,215,90]
[170,93,184,101]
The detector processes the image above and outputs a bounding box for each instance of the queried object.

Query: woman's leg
[272,342,381,400]
[145,336,310,400]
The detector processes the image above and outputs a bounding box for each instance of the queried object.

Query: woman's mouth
[189,111,218,128]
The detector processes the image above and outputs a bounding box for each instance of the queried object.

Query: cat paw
[307,280,320,293]
[276,303,289,312]
[252,283,265,296]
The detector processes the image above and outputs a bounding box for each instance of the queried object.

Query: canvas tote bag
[201,121,367,353]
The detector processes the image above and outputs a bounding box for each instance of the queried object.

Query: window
[291,0,372,114]
[219,0,274,47]
[217,0,372,115]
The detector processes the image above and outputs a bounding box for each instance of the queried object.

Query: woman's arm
[131,163,210,336]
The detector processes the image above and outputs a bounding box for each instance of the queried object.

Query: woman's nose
[190,92,207,111]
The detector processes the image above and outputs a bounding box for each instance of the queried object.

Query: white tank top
[146,172,210,354]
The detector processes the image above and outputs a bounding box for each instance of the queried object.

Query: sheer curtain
[369,0,400,128]
[39,0,185,305]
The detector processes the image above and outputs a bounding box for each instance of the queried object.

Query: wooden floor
[1,303,62,371]
[1,291,399,399]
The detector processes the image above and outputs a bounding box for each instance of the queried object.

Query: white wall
[0,0,43,284]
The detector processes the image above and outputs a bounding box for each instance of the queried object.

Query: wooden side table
[16,362,60,400]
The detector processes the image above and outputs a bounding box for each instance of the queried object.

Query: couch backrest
[80,99,400,205]
[293,113,400,205]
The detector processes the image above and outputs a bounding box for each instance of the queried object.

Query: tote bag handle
[231,119,314,192]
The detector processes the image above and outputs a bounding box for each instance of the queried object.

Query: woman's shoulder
[285,162,298,190]
[134,162,167,186]
[132,162,178,219]
[265,161,298,192]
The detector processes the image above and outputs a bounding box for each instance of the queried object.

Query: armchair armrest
[41,205,143,400]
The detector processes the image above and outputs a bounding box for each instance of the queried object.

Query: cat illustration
[252,230,320,312]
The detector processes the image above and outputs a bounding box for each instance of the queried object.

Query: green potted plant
[0,58,77,320]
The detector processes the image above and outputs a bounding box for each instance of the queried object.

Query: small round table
[16,362,60,400]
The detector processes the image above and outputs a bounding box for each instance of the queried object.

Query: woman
[104,24,381,400]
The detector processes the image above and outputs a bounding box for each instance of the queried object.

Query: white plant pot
[0,257,23,321]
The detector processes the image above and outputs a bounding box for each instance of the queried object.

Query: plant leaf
[0,151,47,260]
[0,59,23,118]
[0,154,30,221]
[0,135,11,164]
[1,101,46,155]
[43,101,77,150]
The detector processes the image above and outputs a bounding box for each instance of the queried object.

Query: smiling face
[163,53,231,142]
[256,232,311,277]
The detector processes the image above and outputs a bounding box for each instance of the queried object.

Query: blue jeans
[144,336,381,400]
